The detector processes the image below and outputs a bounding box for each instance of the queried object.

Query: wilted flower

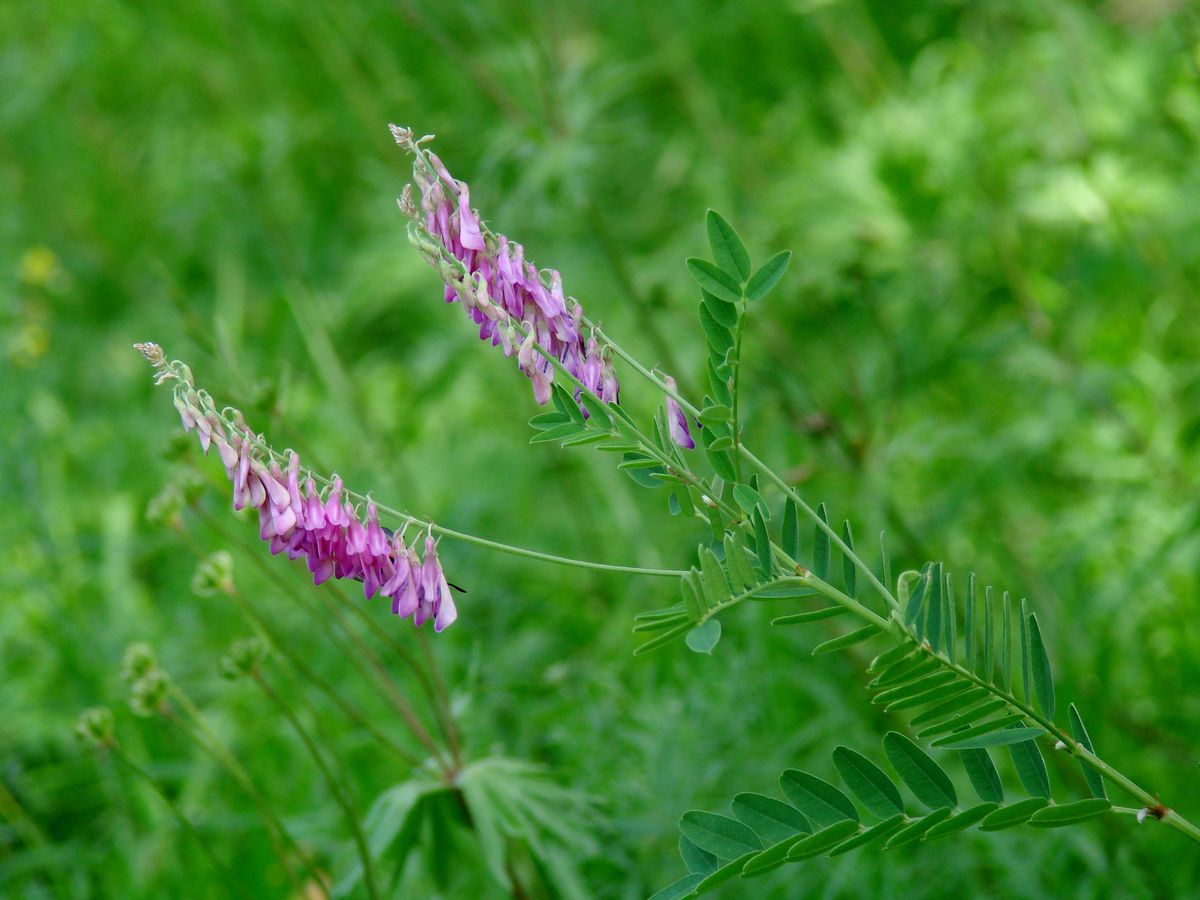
[663,376,695,450]
[136,342,461,632]
[390,125,619,410]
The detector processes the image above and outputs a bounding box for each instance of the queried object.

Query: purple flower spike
[138,342,463,633]
[664,376,695,450]
[391,125,617,413]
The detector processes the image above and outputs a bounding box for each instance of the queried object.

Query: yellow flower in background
[18,246,63,289]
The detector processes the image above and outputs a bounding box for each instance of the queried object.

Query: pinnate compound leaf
[929,714,1025,747]
[883,732,957,810]
[1028,798,1111,828]
[779,770,859,827]
[841,520,856,598]
[633,621,692,655]
[832,746,905,818]
[687,257,742,303]
[771,607,846,625]
[732,484,767,517]
[697,301,735,355]
[904,564,932,627]
[701,291,738,328]
[678,811,761,860]
[706,210,751,281]
[1028,613,1055,720]
[979,798,1048,831]
[1068,703,1107,800]
[745,250,792,301]
[730,793,811,844]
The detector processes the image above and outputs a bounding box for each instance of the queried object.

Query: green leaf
[551,382,582,421]
[529,422,584,444]
[702,291,739,329]
[917,699,1008,738]
[833,746,905,818]
[883,732,957,810]
[872,656,939,689]
[1028,799,1111,828]
[926,563,943,650]
[529,411,572,430]
[633,621,692,655]
[634,604,687,622]
[1007,727,1051,798]
[979,798,1048,831]
[679,836,718,875]
[700,426,736,481]
[813,504,830,579]
[694,851,758,893]
[1068,704,1107,800]
[707,358,732,407]
[812,625,881,655]
[687,257,742,303]
[1001,591,1013,693]
[649,873,704,900]
[753,508,773,579]
[697,301,735,356]
[723,535,755,592]
[945,572,957,663]
[1028,613,1055,720]
[632,614,690,633]
[869,644,916,674]
[981,585,994,681]
[681,571,703,622]
[679,811,762,860]
[884,808,952,849]
[959,746,1004,803]
[706,210,751,281]
[782,498,800,560]
[872,670,957,705]
[560,429,614,447]
[884,680,976,713]
[685,621,722,655]
[732,484,767,517]
[779,770,859,827]
[698,546,730,609]
[908,687,990,725]
[1019,598,1032,704]
[739,835,806,877]
[580,392,611,426]
[784,820,860,860]
[936,725,1045,751]
[745,250,792,302]
[827,814,905,857]
[730,793,811,844]
[621,452,666,489]
[924,802,1000,840]
[771,607,847,625]
[699,404,733,426]
[964,573,977,673]
[904,564,932,627]
[841,520,856,598]
[930,714,1026,747]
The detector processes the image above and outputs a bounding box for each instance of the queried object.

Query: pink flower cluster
[177,394,458,632]
[391,125,618,409]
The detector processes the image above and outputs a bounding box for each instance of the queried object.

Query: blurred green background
[4,0,1200,896]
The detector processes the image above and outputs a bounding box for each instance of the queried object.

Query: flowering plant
[116,127,1200,897]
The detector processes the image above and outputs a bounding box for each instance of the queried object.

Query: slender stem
[251,670,381,900]
[109,745,252,899]
[167,687,326,893]
[416,629,463,770]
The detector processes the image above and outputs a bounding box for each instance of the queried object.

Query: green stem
[251,670,381,900]
[167,687,325,893]
[109,745,252,898]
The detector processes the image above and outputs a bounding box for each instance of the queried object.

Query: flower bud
[129,669,171,717]
[219,637,267,680]
[75,707,115,749]
[192,551,235,597]
[120,642,158,684]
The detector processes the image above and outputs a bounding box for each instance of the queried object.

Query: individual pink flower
[663,375,695,450]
